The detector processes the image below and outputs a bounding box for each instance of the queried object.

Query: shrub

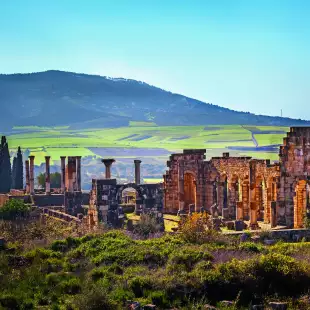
[0,199,30,221]
[133,214,162,237]
[128,276,153,298]
[239,242,264,253]
[71,286,118,310]
[0,293,20,309]
[178,212,216,244]
[59,278,81,295]
[167,248,213,273]
[149,291,169,308]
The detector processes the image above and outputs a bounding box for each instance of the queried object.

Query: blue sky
[0,0,309,119]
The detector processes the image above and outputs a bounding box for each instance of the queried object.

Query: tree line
[0,136,23,193]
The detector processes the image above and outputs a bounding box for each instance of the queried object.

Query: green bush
[59,278,81,295]
[239,242,264,253]
[0,199,30,220]
[128,276,153,298]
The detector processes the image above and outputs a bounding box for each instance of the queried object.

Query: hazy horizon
[1,0,309,119]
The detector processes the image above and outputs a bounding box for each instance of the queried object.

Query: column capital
[101,158,115,166]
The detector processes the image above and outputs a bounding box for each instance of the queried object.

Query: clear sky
[0,0,309,119]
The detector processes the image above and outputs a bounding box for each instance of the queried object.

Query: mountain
[0,70,309,130]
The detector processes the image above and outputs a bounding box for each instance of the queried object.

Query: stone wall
[163,127,310,229]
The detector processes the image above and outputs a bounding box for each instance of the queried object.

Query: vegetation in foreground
[1,210,310,309]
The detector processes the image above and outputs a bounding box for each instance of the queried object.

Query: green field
[4,124,289,164]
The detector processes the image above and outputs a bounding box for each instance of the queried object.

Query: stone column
[29,156,35,195]
[45,156,51,195]
[60,156,66,193]
[294,180,307,228]
[76,156,82,191]
[102,159,115,179]
[178,160,185,212]
[250,202,259,229]
[217,181,224,215]
[236,201,243,220]
[134,160,142,185]
[242,181,250,220]
[25,160,30,194]
[271,201,277,228]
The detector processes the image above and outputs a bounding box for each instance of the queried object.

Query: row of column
[24,156,143,194]
[25,156,82,195]
[101,158,142,184]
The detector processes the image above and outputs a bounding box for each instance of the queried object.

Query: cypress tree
[15,147,23,189]
[11,156,17,189]
[0,136,12,193]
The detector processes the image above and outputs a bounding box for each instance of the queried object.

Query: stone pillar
[29,156,35,195]
[294,180,307,228]
[250,202,259,229]
[25,160,30,194]
[60,156,66,193]
[102,159,115,179]
[271,201,277,228]
[76,156,82,191]
[178,160,185,212]
[217,181,224,215]
[45,156,51,195]
[134,160,142,185]
[67,156,76,193]
[236,201,243,220]
[242,181,250,220]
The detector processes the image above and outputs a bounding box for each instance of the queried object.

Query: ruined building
[163,127,310,229]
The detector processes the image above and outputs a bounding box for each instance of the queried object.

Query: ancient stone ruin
[163,127,310,229]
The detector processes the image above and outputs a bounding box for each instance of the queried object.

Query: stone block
[269,302,288,310]
[235,220,246,231]
[240,233,249,242]
[226,221,235,230]
[264,239,276,245]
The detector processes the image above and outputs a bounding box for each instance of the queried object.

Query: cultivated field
[5,124,289,165]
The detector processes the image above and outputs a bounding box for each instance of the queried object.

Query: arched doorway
[184,172,196,211]
[121,187,137,205]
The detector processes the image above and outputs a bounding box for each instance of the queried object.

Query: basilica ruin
[163,127,310,229]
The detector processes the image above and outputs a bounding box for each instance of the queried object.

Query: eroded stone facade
[163,127,310,229]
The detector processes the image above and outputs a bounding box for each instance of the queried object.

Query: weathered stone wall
[163,127,310,229]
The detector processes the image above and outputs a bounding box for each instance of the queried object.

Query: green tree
[11,156,17,189]
[15,147,23,189]
[0,136,12,193]
[37,172,61,189]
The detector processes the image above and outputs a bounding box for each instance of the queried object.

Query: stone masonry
[163,127,310,229]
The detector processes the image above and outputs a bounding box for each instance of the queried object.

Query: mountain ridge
[0,70,309,130]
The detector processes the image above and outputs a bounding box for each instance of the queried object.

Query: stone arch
[116,183,144,204]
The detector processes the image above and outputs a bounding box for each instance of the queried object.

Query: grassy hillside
[5,124,289,165]
[2,228,310,309]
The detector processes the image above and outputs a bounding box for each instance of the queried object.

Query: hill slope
[0,70,308,129]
